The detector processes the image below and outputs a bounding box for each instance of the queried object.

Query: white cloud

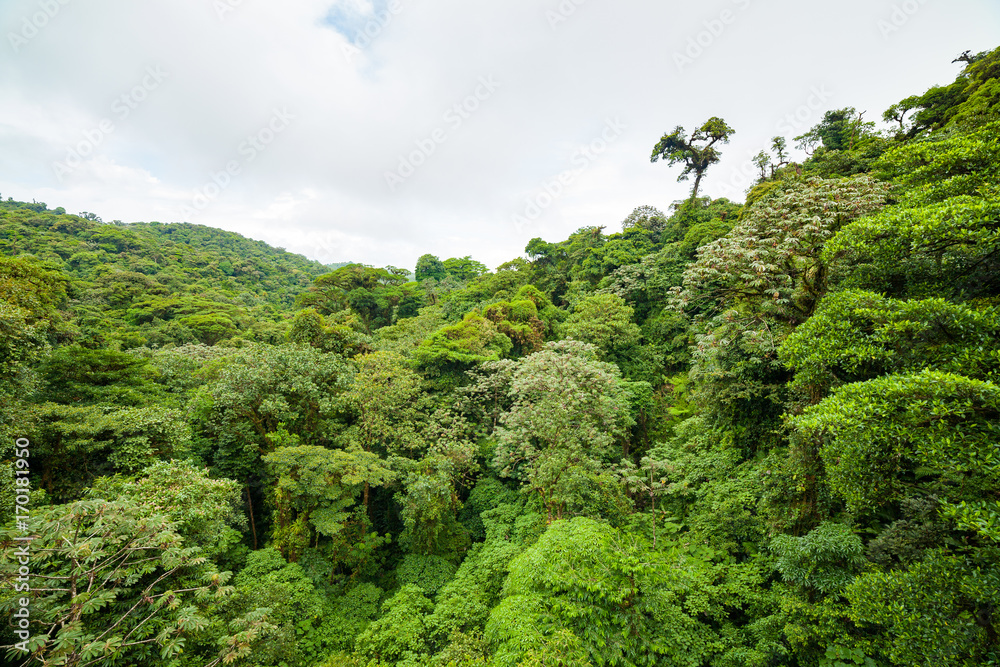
[1,0,998,269]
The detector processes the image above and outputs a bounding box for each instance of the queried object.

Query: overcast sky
[1,0,998,270]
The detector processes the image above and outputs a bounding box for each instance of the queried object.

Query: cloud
[1,0,998,269]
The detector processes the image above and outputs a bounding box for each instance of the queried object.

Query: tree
[192,344,351,547]
[342,351,424,458]
[847,548,1000,665]
[0,499,236,667]
[493,341,634,520]
[287,308,373,358]
[620,205,668,234]
[263,445,394,563]
[794,108,875,153]
[485,517,719,666]
[482,286,557,359]
[561,293,652,378]
[354,584,434,664]
[87,460,245,561]
[210,547,360,667]
[0,300,46,401]
[298,264,416,333]
[37,345,160,407]
[341,350,424,519]
[780,290,1000,401]
[415,254,447,282]
[413,312,512,385]
[752,136,791,180]
[789,370,1000,515]
[30,403,192,501]
[650,117,735,201]
[678,176,890,322]
[442,257,488,282]
[771,522,866,597]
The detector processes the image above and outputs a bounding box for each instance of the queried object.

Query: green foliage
[264,445,395,562]
[482,285,559,359]
[429,502,544,638]
[0,255,70,336]
[192,343,351,480]
[780,290,1000,399]
[416,254,448,282]
[493,341,634,520]
[396,554,458,596]
[0,209,327,348]
[394,452,472,557]
[299,263,417,333]
[0,299,46,399]
[883,47,1000,137]
[2,46,999,667]
[796,108,878,154]
[374,305,449,358]
[288,307,374,357]
[413,312,512,384]
[648,417,768,554]
[442,257,488,282]
[486,517,719,667]
[561,293,660,380]
[771,522,866,596]
[679,176,890,322]
[355,584,435,664]
[30,402,192,501]
[457,476,519,542]
[620,205,668,235]
[790,370,1000,513]
[342,351,425,456]
[38,344,160,406]
[847,549,1000,666]
[874,121,1000,206]
[216,547,343,666]
[87,460,245,560]
[0,499,235,666]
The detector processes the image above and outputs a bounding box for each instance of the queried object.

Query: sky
[1,0,998,271]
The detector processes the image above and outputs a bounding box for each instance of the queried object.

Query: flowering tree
[493,341,633,520]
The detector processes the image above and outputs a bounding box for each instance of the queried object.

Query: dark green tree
[415,254,447,282]
[651,117,735,201]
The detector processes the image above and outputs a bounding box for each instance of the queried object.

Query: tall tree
[650,117,735,201]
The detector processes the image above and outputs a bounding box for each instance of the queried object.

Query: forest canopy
[1,45,999,667]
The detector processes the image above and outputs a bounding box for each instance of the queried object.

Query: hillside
[0,201,333,347]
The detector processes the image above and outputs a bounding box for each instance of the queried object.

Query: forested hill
[1,46,999,667]
[0,200,337,347]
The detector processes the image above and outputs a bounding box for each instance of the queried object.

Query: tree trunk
[690,170,705,201]
[246,483,258,550]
